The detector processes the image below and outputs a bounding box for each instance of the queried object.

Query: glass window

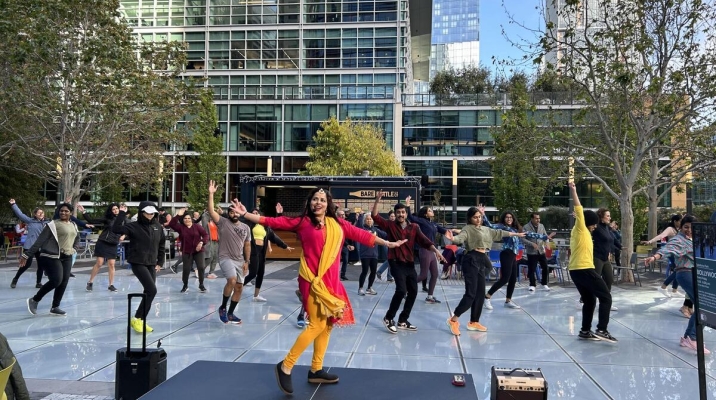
[288,105,309,121]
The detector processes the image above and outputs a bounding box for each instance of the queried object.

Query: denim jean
[675,270,696,340]
[377,260,393,279]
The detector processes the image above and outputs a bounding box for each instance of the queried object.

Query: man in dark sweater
[371,191,446,334]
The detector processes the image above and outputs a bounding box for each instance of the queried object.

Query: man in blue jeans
[337,209,354,280]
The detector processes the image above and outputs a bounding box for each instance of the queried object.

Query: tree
[490,74,567,223]
[0,0,198,206]
[534,0,716,266]
[430,65,493,98]
[302,117,404,177]
[0,167,45,223]
[184,91,226,211]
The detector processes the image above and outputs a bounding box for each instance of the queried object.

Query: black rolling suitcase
[115,293,167,400]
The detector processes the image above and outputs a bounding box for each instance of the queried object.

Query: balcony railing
[401,92,589,107]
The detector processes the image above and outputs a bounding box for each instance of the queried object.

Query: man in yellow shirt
[568,182,617,343]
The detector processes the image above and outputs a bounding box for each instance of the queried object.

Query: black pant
[359,258,377,289]
[13,253,42,284]
[385,260,418,323]
[181,253,205,286]
[244,244,267,288]
[453,252,488,323]
[33,255,72,308]
[593,257,613,291]
[527,253,549,286]
[613,249,621,266]
[132,264,157,319]
[570,268,612,332]
[487,250,518,299]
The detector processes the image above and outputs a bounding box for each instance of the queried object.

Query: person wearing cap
[112,201,166,333]
[568,182,617,343]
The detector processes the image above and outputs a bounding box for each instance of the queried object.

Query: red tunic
[259,215,377,318]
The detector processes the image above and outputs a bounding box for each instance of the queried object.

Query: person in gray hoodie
[9,199,50,289]
[23,203,79,316]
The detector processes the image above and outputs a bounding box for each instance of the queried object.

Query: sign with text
[695,258,716,329]
[693,223,716,330]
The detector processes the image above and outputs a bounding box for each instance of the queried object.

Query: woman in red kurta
[235,188,405,395]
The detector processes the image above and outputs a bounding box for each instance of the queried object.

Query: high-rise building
[543,0,606,70]
[428,0,479,80]
[118,0,412,203]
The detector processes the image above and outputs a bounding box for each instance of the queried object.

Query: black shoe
[70,273,75,278]
[387,278,394,282]
[340,276,348,281]
[86,282,93,292]
[108,285,118,292]
[275,361,294,394]
[36,283,42,288]
[180,285,188,294]
[383,318,397,334]
[397,320,418,331]
[170,264,178,274]
[50,307,67,316]
[27,298,38,315]
[422,287,429,293]
[10,279,17,289]
[308,369,339,384]
[199,285,207,293]
[578,330,601,341]
[595,329,618,343]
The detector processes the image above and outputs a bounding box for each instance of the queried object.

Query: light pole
[452,158,458,228]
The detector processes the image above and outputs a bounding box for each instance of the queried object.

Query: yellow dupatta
[298,217,353,323]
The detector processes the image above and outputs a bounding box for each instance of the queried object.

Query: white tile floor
[2,261,716,399]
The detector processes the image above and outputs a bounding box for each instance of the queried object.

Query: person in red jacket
[168,208,209,294]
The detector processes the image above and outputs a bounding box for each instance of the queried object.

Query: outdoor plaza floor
[1,258,715,399]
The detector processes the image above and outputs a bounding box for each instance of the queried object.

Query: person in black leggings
[112,201,165,333]
[23,203,79,316]
[355,213,387,296]
[483,211,552,310]
[243,207,293,302]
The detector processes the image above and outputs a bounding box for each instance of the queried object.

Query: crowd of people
[4,184,710,394]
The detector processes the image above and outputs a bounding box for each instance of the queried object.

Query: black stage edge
[139,360,479,400]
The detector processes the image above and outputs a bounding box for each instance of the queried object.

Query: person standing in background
[523,212,554,292]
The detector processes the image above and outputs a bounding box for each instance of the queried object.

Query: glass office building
[117,0,412,202]
[429,0,479,80]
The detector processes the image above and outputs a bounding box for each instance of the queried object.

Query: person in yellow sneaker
[112,202,166,334]
[568,182,617,343]
[447,205,525,336]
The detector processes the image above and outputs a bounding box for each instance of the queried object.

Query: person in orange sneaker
[447,205,525,335]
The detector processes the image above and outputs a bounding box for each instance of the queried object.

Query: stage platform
[139,360,479,400]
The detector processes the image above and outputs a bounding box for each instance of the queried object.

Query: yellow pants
[283,291,333,372]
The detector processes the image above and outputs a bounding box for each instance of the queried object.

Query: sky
[479,0,545,75]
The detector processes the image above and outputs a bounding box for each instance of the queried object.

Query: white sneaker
[252,295,267,302]
[658,287,672,298]
[245,281,253,287]
[354,261,362,266]
[484,298,493,310]
[504,301,521,309]
[358,288,366,296]
[542,285,551,291]
[610,305,618,311]
[528,286,536,292]
[440,271,449,280]
[671,290,683,297]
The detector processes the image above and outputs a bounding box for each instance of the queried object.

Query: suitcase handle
[503,368,535,377]
[127,293,148,355]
